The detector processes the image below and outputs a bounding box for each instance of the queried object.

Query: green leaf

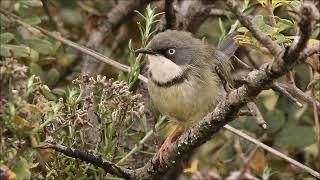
[25,38,53,55]
[0,32,15,43]
[51,88,66,97]
[275,125,315,148]
[19,0,43,7]
[252,15,274,35]
[276,17,293,32]
[237,27,249,33]
[41,86,58,101]
[274,33,286,43]
[46,68,60,87]
[218,18,226,45]
[29,62,44,79]
[0,44,38,60]
[12,157,31,180]
[21,15,41,25]
[260,90,279,111]
[265,110,285,135]
[290,0,301,11]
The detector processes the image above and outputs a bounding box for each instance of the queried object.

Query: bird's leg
[215,66,232,93]
[154,124,184,163]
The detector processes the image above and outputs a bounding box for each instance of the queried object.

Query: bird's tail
[218,31,239,59]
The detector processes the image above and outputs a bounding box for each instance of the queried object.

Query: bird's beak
[135,48,156,55]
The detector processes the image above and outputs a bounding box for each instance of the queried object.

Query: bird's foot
[153,140,171,164]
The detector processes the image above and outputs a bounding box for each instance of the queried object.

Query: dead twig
[37,141,134,179]
[276,83,320,111]
[271,82,303,108]
[41,0,59,30]
[164,0,175,30]
[247,102,268,129]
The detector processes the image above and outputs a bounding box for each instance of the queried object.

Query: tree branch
[225,0,283,57]
[164,0,175,30]
[2,2,319,178]
[271,82,303,108]
[247,102,268,129]
[38,141,134,179]
[277,83,320,111]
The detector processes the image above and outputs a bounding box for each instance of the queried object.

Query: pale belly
[148,75,222,125]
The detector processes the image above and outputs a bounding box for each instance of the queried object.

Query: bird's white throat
[147,55,183,83]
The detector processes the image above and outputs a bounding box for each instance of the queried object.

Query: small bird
[136,30,237,162]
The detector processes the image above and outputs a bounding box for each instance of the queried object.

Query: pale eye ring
[167,48,175,55]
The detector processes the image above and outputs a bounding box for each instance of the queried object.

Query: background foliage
[0,0,319,179]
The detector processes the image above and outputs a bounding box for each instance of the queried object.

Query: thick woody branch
[270,2,319,76]
[132,2,320,179]
[300,45,320,64]
[2,2,319,179]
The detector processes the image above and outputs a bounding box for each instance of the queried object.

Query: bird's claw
[153,141,170,164]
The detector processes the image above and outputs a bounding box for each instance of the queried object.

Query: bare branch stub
[277,83,320,111]
[271,82,303,108]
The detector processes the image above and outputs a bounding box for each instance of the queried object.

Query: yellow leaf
[308,39,320,46]
[183,159,198,174]
[260,90,279,111]
[1,164,16,180]
[250,149,265,174]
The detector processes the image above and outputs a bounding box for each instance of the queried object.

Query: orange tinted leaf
[250,149,265,174]
[15,116,23,125]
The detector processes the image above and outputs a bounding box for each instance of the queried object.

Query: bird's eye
[167,48,175,55]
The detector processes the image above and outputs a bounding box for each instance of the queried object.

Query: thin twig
[117,130,153,165]
[272,82,303,108]
[236,138,259,179]
[37,141,134,179]
[277,83,320,111]
[232,55,254,70]
[310,67,320,148]
[247,102,268,129]
[224,125,320,178]
[225,0,283,57]
[266,0,277,27]
[244,47,259,69]
[0,8,148,83]
[164,0,175,29]
[2,4,320,178]
[299,45,320,62]
[82,0,155,75]
[41,0,58,30]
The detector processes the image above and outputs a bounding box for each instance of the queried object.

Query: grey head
[136,30,234,86]
[136,30,206,65]
[136,30,220,87]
